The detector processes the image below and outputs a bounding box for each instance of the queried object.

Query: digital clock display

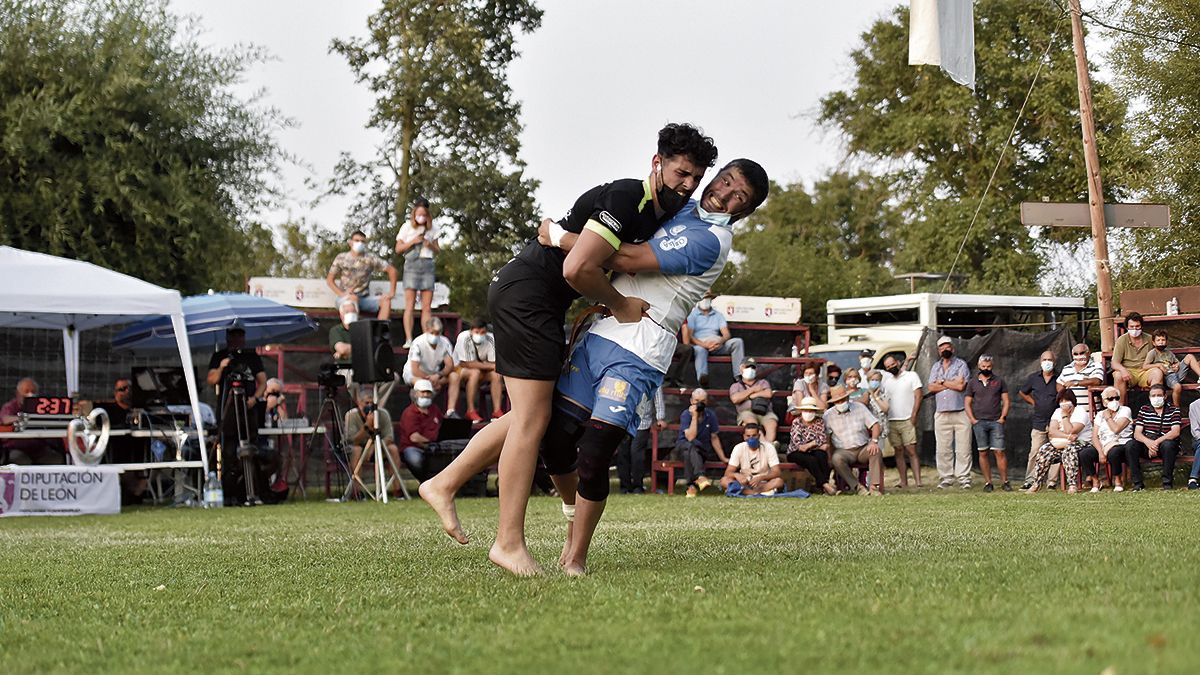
[22,396,73,415]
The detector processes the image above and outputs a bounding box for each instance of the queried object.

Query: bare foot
[418,480,468,545]
[488,542,543,577]
[559,522,574,567]
[562,558,587,577]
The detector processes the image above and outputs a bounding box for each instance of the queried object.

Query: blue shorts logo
[596,375,630,403]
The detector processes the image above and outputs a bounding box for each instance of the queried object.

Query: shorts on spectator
[737,409,778,426]
[403,257,435,291]
[1128,368,1154,388]
[888,419,917,446]
[345,292,381,315]
[972,419,1005,450]
[1166,362,1196,388]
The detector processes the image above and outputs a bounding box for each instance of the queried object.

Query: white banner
[909,0,975,91]
[712,295,802,325]
[247,277,450,310]
[0,465,121,517]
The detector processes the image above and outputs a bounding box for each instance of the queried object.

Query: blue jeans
[692,337,745,379]
[402,446,427,481]
[972,419,1005,450]
[1191,439,1200,480]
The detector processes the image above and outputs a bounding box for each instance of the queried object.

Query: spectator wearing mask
[1019,351,1061,491]
[881,353,923,488]
[395,197,440,348]
[825,364,843,389]
[447,318,504,422]
[344,387,407,498]
[1113,383,1181,491]
[928,336,971,489]
[682,292,744,387]
[844,369,866,402]
[786,396,836,495]
[792,364,829,412]
[403,317,454,391]
[398,379,443,483]
[720,423,784,496]
[674,388,725,497]
[617,387,666,494]
[1056,342,1104,408]
[1111,312,1159,403]
[864,370,890,448]
[1027,390,1090,494]
[329,297,358,366]
[857,349,890,387]
[824,385,883,496]
[326,229,398,322]
[965,354,1011,492]
[1079,386,1131,492]
[1143,329,1200,407]
[728,358,778,443]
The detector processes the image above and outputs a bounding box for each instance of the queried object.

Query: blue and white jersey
[588,200,733,373]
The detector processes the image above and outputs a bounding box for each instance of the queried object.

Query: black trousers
[616,427,651,491]
[1115,438,1179,487]
[1077,445,1125,480]
[787,450,831,487]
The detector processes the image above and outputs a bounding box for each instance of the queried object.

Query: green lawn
[1,487,1197,674]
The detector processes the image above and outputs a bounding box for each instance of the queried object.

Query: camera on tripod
[317,363,346,390]
[227,370,253,388]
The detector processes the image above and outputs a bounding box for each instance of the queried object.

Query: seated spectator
[881,353,923,489]
[1027,390,1090,494]
[261,378,289,428]
[1079,386,1131,492]
[720,423,784,496]
[398,379,443,483]
[344,387,407,499]
[824,385,882,495]
[965,354,1010,493]
[1111,312,1159,403]
[681,292,744,386]
[1144,329,1200,407]
[98,378,149,502]
[786,396,836,495]
[792,364,829,412]
[447,318,504,422]
[1057,342,1104,408]
[0,378,63,465]
[403,317,454,391]
[826,364,843,389]
[329,297,358,365]
[728,358,778,443]
[325,229,398,321]
[673,388,725,497]
[844,369,866,402]
[1111,383,1180,491]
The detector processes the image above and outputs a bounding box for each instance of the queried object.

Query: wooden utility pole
[1069,0,1115,352]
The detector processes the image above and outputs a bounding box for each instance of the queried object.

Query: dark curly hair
[657,123,718,168]
[722,158,770,216]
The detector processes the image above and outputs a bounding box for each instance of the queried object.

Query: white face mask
[698,299,712,311]
[1150,396,1165,408]
[742,368,756,381]
[426,333,440,346]
[859,358,872,370]
[835,401,850,413]
[803,374,816,384]
[696,205,731,227]
[1106,400,1121,412]
[415,214,428,225]
[801,411,817,422]
[342,312,358,327]
[846,379,860,389]
[1060,402,1073,414]
[471,332,486,345]
[1127,328,1143,338]
[416,396,433,409]
[1041,360,1055,372]
[351,241,366,254]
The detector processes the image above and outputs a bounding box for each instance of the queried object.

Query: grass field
[2,486,1198,674]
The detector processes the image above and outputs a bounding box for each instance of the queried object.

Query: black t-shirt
[1021,371,1058,429]
[208,348,265,393]
[511,178,676,306]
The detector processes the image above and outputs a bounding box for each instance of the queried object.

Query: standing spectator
[617,388,666,494]
[681,292,744,386]
[858,349,891,386]
[844,369,866,402]
[397,379,443,483]
[1057,343,1104,408]
[1019,351,1060,490]
[965,354,1011,492]
[720,423,784,496]
[1111,312,1159,403]
[864,370,890,447]
[395,197,440,348]
[1079,386,1131,492]
[929,336,971,489]
[1,378,63,465]
[825,364,843,389]
[1113,384,1181,491]
[326,230,398,321]
[881,353,923,488]
[786,396,836,495]
[824,385,883,495]
[329,297,358,366]
[673,388,725,497]
[1027,390,1090,494]
[1143,329,1200,407]
[792,364,829,411]
[403,317,455,392]
[728,358,778,443]
[447,318,504,422]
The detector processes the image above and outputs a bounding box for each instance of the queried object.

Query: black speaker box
[350,319,395,384]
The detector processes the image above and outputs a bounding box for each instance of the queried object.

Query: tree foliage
[329,0,542,317]
[0,0,289,293]
[818,0,1144,294]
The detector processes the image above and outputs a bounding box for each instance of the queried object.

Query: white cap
[412,379,434,393]
[936,336,953,347]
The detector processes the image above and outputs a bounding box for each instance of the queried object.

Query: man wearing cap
[397,379,444,483]
[682,292,744,386]
[720,423,784,496]
[928,336,972,489]
[823,385,883,495]
[728,358,778,444]
[786,396,836,495]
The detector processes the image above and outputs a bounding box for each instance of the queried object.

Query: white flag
[909,0,975,91]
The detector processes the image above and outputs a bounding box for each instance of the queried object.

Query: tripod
[343,382,410,503]
[311,381,351,499]
[219,383,262,506]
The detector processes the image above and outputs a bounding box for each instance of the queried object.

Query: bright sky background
[169,0,908,232]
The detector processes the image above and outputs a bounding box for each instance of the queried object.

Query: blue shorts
[556,333,662,436]
[972,419,1005,450]
[350,292,381,314]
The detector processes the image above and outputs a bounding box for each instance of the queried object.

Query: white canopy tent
[0,246,210,473]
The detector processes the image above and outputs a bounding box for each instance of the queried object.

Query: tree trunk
[395,103,416,227]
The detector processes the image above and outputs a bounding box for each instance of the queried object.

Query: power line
[1081,11,1200,51]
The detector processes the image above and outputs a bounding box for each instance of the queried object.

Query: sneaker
[1089,486,1100,493]
[1067,486,1078,494]
[465,410,483,423]
[446,409,462,419]
[401,339,412,349]
[868,487,883,497]
[695,476,713,493]
[856,485,870,496]
[1132,484,1145,492]
[1002,482,1013,492]
[1188,479,1199,491]
[1113,485,1125,493]
[1020,481,1033,490]
[822,482,837,496]
[685,485,698,498]
[960,482,972,490]
[983,483,993,493]
[1047,482,1057,490]
[491,409,505,420]
[937,480,953,489]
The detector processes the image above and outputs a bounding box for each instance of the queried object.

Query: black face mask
[886,365,901,376]
[1156,344,1168,351]
[940,350,953,359]
[979,369,992,377]
[655,165,688,214]
[827,376,840,386]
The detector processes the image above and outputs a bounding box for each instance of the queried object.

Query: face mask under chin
[655,166,688,213]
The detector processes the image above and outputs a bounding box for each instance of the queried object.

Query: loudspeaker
[350,319,395,384]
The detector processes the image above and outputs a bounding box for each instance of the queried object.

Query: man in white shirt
[720,423,783,496]
[447,318,503,422]
[403,317,454,391]
[881,353,923,488]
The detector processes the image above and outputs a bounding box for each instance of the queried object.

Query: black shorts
[488,258,572,380]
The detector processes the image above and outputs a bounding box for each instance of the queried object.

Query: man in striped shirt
[1056,343,1104,408]
[1113,384,1181,491]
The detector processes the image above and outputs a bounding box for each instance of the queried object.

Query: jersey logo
[669,224,687,235]
[659,236,688,251]
[608,405,627,414]
[598,210,623,233]
[597,375,630,403]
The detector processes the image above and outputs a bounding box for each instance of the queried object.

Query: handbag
[751,396,771,416]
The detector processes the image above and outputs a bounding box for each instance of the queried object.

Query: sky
[168,0,905,232]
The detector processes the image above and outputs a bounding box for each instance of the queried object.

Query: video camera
[318,363,347,390]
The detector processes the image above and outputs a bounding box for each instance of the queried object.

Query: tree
[1107,0,1200,291]
[329,0,542,317]
[818,0,1145,294]
[0,0,289,293]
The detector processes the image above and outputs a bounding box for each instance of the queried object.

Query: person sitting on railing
[681,292,744,387]
[728,358,777,444]
[1079,386,1131,492]
[1111,312,1158,404]
[674,388,725,497]
[1143,328,1200,408]
[720,423,783,496]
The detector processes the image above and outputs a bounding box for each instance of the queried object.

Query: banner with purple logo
[0,465,121,517]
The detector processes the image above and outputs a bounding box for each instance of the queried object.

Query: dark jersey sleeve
[559,179,648,246]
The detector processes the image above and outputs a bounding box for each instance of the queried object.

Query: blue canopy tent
[113,292,318,353]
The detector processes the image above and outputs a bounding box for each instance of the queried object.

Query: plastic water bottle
[203,472,224,509]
